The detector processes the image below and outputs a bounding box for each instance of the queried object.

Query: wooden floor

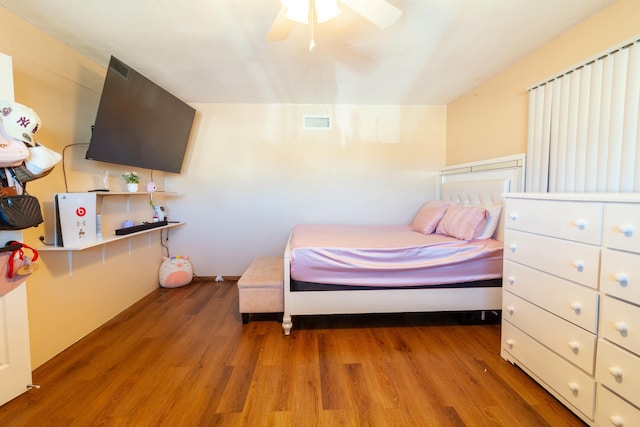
[0,280,586,427]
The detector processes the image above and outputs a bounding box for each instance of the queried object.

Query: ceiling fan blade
[267,6,294,41]
[340,0,402,29]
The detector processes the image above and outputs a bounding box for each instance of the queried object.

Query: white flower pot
[126,183,139,192]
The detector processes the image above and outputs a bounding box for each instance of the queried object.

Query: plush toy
[159,255,193,288]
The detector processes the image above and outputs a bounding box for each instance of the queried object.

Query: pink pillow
[412,205,448,234]
[476,205,502,239]
[424,200,458,208]
[435,205,488,240]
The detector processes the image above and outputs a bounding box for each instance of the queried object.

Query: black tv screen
[86,56,196,173]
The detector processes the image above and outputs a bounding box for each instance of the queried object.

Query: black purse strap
[0,241,23,253]
[0,169,8,189]
[3,167,27,194]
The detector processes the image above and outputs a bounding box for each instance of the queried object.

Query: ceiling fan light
[281,0,309,24]
[315,0,340,23]
[280,0,340,24]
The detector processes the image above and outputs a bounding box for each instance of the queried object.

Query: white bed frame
[281,154,525,335]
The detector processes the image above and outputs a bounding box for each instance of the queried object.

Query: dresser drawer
[504,229,600,289]
[604,203,640,253]
[505,198,602,244]
[501,322,596,419]
[596,339,640,408]
[596,384,640,427]
[503,261,599,333]
[601,249,640,306]
[601,296,640,356]
[503,292,596,374]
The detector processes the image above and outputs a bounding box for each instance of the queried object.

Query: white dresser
[501,193,640,426]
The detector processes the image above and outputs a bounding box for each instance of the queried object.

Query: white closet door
[0,285,33,405]
[0,53,33,406]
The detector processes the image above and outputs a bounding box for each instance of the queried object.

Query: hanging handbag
[0,241,39,296]
[0,168,43,230]
[0,195,43,230]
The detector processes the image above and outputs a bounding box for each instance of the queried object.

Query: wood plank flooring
[0,280,586,426]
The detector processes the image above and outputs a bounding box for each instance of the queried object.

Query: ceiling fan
[267,0,403,48]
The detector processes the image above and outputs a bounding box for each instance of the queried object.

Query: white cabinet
[501,193,640,426]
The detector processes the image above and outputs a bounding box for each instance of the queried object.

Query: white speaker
[54,193,97,247]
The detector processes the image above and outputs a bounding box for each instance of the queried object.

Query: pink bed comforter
[289,224,503,287]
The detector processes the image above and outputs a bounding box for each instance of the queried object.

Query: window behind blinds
[526,35,640,193]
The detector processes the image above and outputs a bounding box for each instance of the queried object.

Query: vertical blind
[526,36,640,192]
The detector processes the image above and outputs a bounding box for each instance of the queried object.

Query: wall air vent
[303,115,331,130]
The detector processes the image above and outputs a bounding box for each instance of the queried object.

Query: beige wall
[167,103,446,276]
[0,8,168,368]
[446,0,640,165]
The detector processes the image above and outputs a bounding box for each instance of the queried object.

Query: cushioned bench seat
[237,256,284,324]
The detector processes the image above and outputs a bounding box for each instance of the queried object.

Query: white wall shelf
[38,190,183,275]
[91,191,178,196]
[38,221,184,252]
[38,222,184,276]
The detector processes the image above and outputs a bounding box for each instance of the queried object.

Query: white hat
[0,101,41,146]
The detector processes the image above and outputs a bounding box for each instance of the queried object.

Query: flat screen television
[86,56,196,174]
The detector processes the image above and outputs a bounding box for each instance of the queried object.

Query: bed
[281,155,525,335]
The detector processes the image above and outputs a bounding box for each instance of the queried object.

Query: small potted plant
[123,171,140,192]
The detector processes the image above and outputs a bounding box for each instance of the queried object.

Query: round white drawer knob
[507,276,515,285]
[618,224,634,237]
[608,366,623,378]
[573,260,584,272]
[509,243,517,252]
[614,322,629,334]
[506,339,514,348]
[610,415,624,426]
[570,302,582,314]
[568,341,580,351]
[509,212,518,221]
[614,273,629,287]
[574,218,587,230]
[567,382,579,393]
[507,306,515,315]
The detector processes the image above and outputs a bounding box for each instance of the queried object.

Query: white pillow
[475,205,502,240]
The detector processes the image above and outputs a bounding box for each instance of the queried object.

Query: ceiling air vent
[303,115,331,130]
